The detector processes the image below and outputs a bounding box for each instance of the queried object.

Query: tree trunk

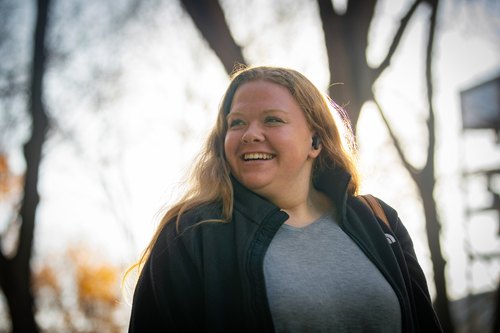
[417,1,454,330]
[0,0,50,331]
[316,0,376,127]
[418,173,454,332]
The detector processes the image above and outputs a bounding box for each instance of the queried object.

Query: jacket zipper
[247,208,287,331]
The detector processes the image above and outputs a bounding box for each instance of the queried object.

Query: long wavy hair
[128,65,360,277]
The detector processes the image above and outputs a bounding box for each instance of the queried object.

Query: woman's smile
[241,152,276,161]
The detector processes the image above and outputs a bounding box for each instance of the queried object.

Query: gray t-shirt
[263,211,402,332]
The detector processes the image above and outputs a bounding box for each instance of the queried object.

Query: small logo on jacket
[385,233,396,244]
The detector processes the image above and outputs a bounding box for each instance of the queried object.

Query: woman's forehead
[229,81,300,113]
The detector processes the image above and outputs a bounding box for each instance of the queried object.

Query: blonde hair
[127,65,360,278]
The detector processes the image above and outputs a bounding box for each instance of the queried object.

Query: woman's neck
[280,187,333,228]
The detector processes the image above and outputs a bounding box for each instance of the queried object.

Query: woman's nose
[241,123,264,143]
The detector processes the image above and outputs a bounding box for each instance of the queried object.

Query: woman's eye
[265,117,284,124]
[228,119,245,128]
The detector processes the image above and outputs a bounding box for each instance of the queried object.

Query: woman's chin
[238,176,273,193]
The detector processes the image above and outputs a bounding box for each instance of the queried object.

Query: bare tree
[181,0,454,331]
[0,0,146,329]
[319,0,453,331]
[0,0,50,331]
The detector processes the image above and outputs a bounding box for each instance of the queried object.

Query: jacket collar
[231,167,352,223]
[313,166,351,221]
[231,176,282,224]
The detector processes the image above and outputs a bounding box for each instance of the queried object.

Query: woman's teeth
[243,153,274,161]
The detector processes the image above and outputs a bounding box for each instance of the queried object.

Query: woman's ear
[312,135,320,150]
[309,135,322,158]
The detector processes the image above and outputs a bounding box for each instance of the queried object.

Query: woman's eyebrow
[226,110,244,119]
[226,108,287,119]
[262,109,287,115]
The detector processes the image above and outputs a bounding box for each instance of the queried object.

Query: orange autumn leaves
[72,248,120,306]
[0,154,22,198]
[33,245,127,332]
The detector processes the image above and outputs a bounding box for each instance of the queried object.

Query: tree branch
[423,0,437,175]
[371,95,420,180]
[180,0,245,74]
[374,0,423,76]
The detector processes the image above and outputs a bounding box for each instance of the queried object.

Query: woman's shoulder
[182,201,224,221]
[160,201,225,236]
[150,201,225,256]
[371,196,398,220]
[349,194,402,232]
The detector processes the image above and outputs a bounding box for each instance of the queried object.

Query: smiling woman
[127,66,443,332]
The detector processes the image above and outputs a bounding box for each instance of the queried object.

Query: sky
[1,1,499,325]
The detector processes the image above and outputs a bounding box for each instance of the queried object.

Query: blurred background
[0,0,499,332]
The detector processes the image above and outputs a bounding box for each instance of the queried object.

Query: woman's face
[224,80,321,201]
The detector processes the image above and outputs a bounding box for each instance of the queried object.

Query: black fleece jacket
[128,168,443,332]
